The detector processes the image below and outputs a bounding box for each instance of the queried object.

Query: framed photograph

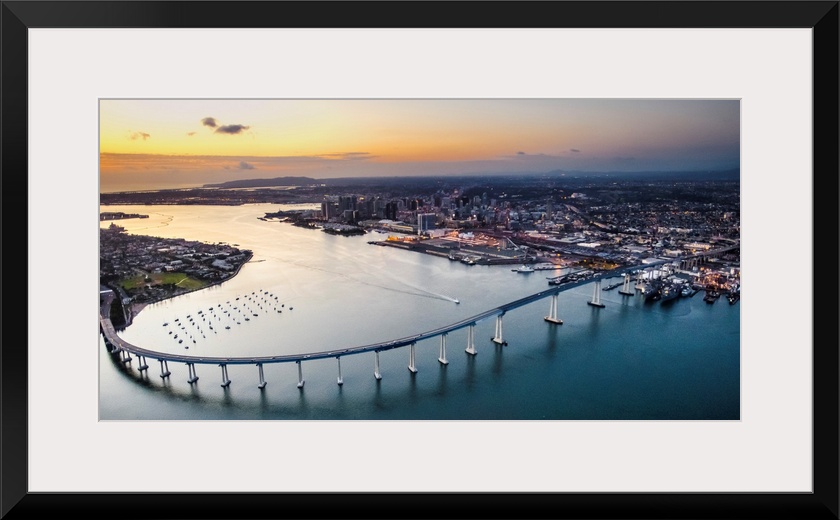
[6,1,837,518]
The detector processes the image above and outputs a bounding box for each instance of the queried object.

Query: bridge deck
[100,259,678,366]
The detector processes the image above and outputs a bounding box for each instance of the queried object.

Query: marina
[98,204,740,421]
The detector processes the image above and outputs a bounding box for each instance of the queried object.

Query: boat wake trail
[267,256,458,303]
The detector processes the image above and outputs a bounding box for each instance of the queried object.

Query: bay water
[99,204,739,420]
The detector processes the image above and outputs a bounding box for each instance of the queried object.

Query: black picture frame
[3,1,837,518]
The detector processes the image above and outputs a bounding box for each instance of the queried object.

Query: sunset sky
[100,99,740,192]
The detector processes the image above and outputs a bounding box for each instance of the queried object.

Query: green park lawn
[119,272,209,292]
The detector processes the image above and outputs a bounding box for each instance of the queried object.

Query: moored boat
[659,283,679,303]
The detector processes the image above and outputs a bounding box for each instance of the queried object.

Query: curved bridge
[100,259,671,388]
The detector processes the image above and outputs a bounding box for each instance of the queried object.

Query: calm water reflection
[100,204,739,420]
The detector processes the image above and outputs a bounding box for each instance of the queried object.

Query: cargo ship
[644,281,663,302]
[659,283,679,304]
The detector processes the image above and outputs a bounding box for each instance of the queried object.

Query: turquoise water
[99,204,739,420]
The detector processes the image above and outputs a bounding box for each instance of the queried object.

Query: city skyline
[100,98,740,192]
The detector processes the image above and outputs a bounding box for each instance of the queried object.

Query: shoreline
[121,251,254,325]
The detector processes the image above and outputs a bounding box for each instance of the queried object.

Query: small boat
[225,326,230,330]
[245,318,250,321]
[178,339,183,343]
[515,265,535,273]
[162,322,169,326]
[454,299,460,304]
[727,290,740,304]
[703,290,721,304]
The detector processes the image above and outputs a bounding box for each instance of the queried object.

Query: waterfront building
[418,213,436,234]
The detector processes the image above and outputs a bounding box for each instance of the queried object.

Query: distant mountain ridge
[202,169,739,189]
[203,176,318,188]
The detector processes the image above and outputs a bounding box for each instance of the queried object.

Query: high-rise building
[418,213,436,234]
[321,197,338,220]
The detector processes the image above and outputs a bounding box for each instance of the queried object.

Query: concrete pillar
[492,314,507,346]
[408,343,418,373]
[296,360,304,388]
[619,273,634,296]
[220,364,231,387]
[374,351,382,380]
[465,324,477,355]
[438,333,449,365]
[159,359,171,379]
[257,363,267,389]
[337,357,344,385]
[137,355,149,372]
[588,280,605,308]
[187,363,199,384]
[544,293,563,324]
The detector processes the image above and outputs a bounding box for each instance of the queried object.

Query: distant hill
[543,168,740,181]
[202,169,739,190]
[203,176,318,188]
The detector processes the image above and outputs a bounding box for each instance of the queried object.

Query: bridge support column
[438,333,449,365]
[119,349,132,363]
[186,363,199,384]
[336,357,344,385]
[544,293,563,324]
[137,355,149,372]
[374,351,382,380]
[408,343,418,373]
[257,363,267,389]
[465,324,477,355]
[492,314,507,346]
[588,280,606,308]
[618,273,634,296]
[219,364,231,387]
[159,359,171,379]
[296,360,305,388]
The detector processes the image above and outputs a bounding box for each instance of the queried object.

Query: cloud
[129,131,150,141]
[517,151,526,155]
[570,148,581,153]
[215,124,250,135]
[238,161,255,170]
[187,131,196,136]
[201,117,218,128]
